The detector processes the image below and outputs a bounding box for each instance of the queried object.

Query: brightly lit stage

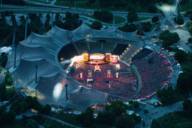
[68,53,139,99]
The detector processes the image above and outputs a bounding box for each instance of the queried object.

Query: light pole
[12,28,17,68]
[35,65,38,83]
[65,84,68,101]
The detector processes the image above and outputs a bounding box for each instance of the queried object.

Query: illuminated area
[53,80,67,100]
[71,53,119,65]
[68,53,138,99]
[58,41,173,100]
[157,4,176,13]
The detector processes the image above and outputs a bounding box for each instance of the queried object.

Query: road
[0,4,159,18]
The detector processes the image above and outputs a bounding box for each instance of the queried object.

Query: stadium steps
[120,45,142,63]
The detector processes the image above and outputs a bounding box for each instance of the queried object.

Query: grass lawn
[114,16,126,24]
[137,16,151,21]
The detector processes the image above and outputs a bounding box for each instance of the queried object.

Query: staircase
[120,44,143,64]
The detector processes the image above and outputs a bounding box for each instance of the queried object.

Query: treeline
[58,0,192,12]
[2,0,25,5]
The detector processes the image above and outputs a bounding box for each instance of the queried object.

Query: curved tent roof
[14,59,61,87]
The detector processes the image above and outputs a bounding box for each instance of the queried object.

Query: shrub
[159,30,180,48]
[152,16,159,23]
[90,21,102,30]
[119,23,137,32]
[174,15,184,25]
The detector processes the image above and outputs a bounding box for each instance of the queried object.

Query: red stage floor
[70,61,139,99]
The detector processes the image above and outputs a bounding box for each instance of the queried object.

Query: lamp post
[12,28,17,68]
[65,84,68,100]
[24,16,28,39]
[35,65,38,83]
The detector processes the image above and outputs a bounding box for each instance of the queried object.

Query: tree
[0,72,15,101]
[152,16,159,23]
[0,53,8,67]
[159,30,180,48]
[105,101,127,116]
[141,22,152,32]
[11,14,17,28]
[16,16,27,41]
[174,49,189,63]
[115,114,134,128]
[96,111,115,125]
[25,96,42,111]
[10,99,29,114]
[119,23,137,32]
[4,71,13,85]
[174,15,184,25]
[10,96,42,114]
[40,104,51,114]
[127,10,138,23]
[188,37,192,44]
[128,100,140,109]
[28,14,43,34]
[115,113,141,128]
[78,108,94,127]
[0,11,14,45]
[157,86,182,105]
[136,29,145,36]
[19,16,26,25]
[177,70,192,95]
[90,21,102,30]
[0,83,6,100]
[26,119,39,128]
[54,13,61,25]
[44,14,51,32]
[0,108,15,126]
[2,0,25,5]
[183,99,192,116]
[57,12,81,30]
[87,0,96,4]
[188,22,192,34]
[190,14,192,21]
[93,10,113,23]
[151,119,161,128]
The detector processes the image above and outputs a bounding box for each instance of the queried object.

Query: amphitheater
[7,23,179,109]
